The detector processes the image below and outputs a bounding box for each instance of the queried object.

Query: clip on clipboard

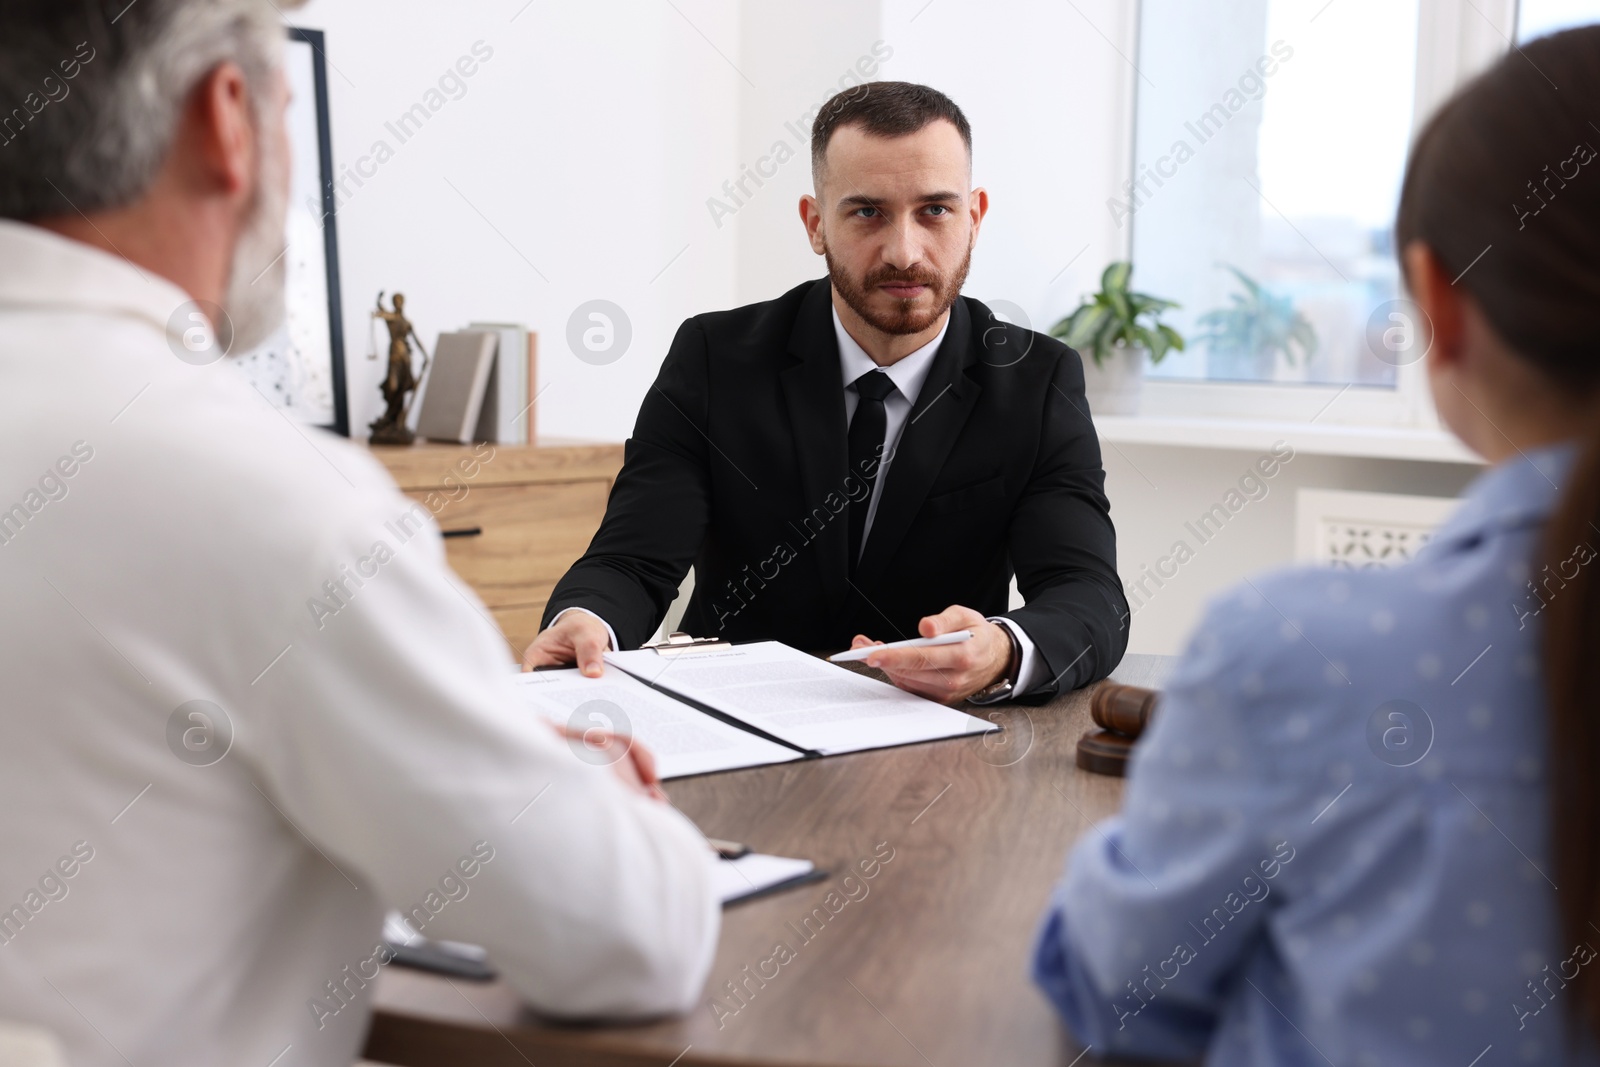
[644,632,731,656]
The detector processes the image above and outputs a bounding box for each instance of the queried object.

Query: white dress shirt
[0,221,718,1067]
[563,304,1045,697]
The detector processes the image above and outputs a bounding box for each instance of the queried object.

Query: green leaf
[1222,264,1260,298]
[1052,260,1182,367]
[1065,304,1109,350]
[1148,325,1175,363]
[1101,261,1132,295]
[1193,264,1318,369]
[1129,292,1178,315]
[1048,307,1082,341]
[1091,313,1120,365]
[1291,319,1318,362]
[1105,285,1133,327]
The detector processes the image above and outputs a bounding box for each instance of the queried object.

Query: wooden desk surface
[363,654,1175,1067]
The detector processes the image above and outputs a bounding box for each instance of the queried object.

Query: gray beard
[221,128,289,354]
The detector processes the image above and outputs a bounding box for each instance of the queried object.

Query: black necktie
[847,369,897,570]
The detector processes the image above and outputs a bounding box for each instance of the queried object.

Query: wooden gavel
[1076,683,1160,777]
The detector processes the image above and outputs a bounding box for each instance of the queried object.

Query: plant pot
[1081,343,1146,416]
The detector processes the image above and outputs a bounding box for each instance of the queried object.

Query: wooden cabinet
[366,439,622,657]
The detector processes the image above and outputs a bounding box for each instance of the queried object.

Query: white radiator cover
[1295,488,1459,569]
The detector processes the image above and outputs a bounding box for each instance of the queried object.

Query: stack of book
[415,322,537,445]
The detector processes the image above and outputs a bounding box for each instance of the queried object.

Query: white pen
[827,630,974,663]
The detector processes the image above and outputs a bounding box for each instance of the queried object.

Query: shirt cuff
[978,617,1047,700]
[549,607,619,653]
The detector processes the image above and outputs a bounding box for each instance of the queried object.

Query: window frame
[1120,0,1518,430]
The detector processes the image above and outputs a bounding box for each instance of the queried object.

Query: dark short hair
[809,81,971,184]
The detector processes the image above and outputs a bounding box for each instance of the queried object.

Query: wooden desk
[363,654,1174,1067]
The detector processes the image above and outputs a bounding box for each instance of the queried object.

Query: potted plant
[1050,262,1184,415]
[1194,265,1317,381]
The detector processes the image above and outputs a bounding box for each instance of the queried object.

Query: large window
[1130,0,1420,391]
[1517,0,1600,38]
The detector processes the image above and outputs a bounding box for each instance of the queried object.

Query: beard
[220,118,290,355]
[824,241,972,336]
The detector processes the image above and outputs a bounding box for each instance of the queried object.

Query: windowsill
[1092,414,1483,465]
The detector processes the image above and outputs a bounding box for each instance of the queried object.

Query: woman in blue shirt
[1034,25,1600,1066]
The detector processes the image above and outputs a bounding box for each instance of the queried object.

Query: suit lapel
[856,297,982,579]
[779,281,850,612]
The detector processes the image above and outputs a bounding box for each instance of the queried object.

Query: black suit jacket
[543,279,1129,699]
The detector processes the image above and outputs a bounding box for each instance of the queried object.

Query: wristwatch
[969,622,1022,705]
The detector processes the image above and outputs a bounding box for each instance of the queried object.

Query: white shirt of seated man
[0,13,716,1067]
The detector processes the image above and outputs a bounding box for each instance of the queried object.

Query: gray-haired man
[0,4,717,1064]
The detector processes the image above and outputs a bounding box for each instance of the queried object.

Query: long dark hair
[1397,26,1600,1039]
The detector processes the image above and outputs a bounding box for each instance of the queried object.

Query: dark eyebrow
[837,191,964,209]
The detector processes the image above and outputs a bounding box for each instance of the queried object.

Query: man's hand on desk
[850,605,1014,705]
[549,723,670,803]
[523,611,611,677]
[528,615,669,803]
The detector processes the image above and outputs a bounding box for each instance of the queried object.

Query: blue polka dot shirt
[1033,443,1596,1065]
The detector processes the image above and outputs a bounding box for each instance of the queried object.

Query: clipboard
[644,632,731,656]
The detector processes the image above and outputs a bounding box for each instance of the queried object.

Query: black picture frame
[290,26,349,437]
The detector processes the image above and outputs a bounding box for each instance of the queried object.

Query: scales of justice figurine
[368,291,430,445]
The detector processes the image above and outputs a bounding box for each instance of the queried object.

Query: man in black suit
[527,81,1128,704]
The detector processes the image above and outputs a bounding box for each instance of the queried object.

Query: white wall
[877,0,1137,339]
[1105,446,1479,654]
[294,0,1137,436]
[295,0,1487,656]
[294,0,739,440]
[731,1,888,303]
[729,0,1138,335]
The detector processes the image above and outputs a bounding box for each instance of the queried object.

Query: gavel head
[1089,683,1159,738]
